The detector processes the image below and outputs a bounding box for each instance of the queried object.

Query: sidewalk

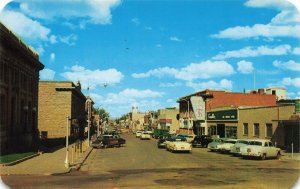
[0,142,93,176]
[281,151,300,161]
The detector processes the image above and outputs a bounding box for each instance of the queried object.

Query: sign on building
[191,96,205,120]
[207,109,238,121]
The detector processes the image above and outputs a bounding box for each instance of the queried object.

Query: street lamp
[86,97,92,147]
[65,116,70,168]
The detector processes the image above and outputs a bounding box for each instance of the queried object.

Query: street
[2,133,300,189]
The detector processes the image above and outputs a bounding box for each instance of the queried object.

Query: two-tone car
[140,132,151,140]
[240,139,281,160]
[166,137,192,153]
[217,139,237,153]
[176,134,194,143]
[230,139,252,156]
[135,131,143,138]
[207,138,227,152]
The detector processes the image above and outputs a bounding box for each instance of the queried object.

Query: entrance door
[217,124,225,138]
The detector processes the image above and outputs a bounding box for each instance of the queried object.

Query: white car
[140,132,151,140]
[230,139,252,156]
[135,131,142,138]
[176,134,194,143]
[217,139,237,153]
[240,139,281,160]
[207,138,227,152]
[166,137,192,153]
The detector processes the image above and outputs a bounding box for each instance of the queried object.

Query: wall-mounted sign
[207,109,238,121]
[191,96,205,120]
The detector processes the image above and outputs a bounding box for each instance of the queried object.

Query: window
[209,125,217,136]
[243,123,248,136]
[266,124,273,138]
[254,123,260,137]
[226,126,237,138]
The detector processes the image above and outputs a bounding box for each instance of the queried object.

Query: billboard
[190,96,205,120]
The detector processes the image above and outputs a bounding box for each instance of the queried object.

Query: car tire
[261,154,266,160]
[276,152,281,159]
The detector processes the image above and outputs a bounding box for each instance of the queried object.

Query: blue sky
[1,0,300,117]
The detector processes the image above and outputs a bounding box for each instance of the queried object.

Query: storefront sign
[207,109,238,121]
[191,96,205,120]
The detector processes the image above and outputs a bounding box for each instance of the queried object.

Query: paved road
[2,133,300,189]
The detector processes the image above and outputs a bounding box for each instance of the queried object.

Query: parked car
[136,131,143,138]
[192,135,213,148]
[176,134,194,143]
[91,136,104,149]
[217,139,237,153]
[207,138,227,152]
[166,137,192,153]
[157,138,167,148]
[113,135,126,146]
[140,132,151,140]
[230,139,252,156]
[240,139,281,160]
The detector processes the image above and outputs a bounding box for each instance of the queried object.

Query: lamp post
[65,116,70,168]
[87,97,92,147]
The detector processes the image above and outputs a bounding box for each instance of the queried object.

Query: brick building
[0,22,44,155]
[38,81,88,145]
[177,89,277,135]
[157,107,180,134]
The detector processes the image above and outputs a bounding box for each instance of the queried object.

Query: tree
[93,107,110,123]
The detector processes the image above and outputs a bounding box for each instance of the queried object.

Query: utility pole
[65,116,70,168]
[87,97,91,147]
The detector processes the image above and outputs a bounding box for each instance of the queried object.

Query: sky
[0,0,299,118]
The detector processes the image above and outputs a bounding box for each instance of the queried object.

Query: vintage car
[217,139,237,153]
[166,137,192,153]
[135,131,143,138]
[192,135,213,148]
[92,135,122,148]
[91,136,104,149]
[230,139,252,156]
[207,138,227,152]
[140,132,151,140]
[240,139,281,160]
[176,134,194,143]
[113,135,126,146]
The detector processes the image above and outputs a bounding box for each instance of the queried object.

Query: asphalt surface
[2,133,300,189]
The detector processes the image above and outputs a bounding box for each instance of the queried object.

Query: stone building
[38,81,88,145]
[130,106,146,131]
[157,107,180,134]
[0,22,44,155]
[177,89,277,135]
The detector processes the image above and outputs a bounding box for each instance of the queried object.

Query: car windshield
[249,141,262,146]
[238,140,249,144]
[225,140,236,144]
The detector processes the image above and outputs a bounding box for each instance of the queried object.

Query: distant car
[140,132,151,140]
[192,135,213,148]
[176,134,194,143]
[240,139,281,160]
[230,139,252,156]
[157,138,166,148]
[91,136,103,149]
[166,137,192,153]
[207,138,227,152]
[113,135,126,146]
[217,139,237,153]
[136,131,143,138]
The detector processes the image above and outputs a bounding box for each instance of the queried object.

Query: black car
[192,135,213,148]
[157,135,174,148]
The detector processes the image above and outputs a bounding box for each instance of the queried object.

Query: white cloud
[131,18,140,25]
[293,47,300,55]
[212,1,300,40]
[273,60,300,71]
[0,9,52,43]
[237,60,254,74]
[89,93,104,104]
[50,53,55,62]
[40,68,55,80]
[213,44,291,60]
[287,91,300,99]
[61,65,124,90]
[186,79,233,91]
[159,82,182,87]
[0,0,12,12]
[59,34,78,46]
[19,0,121,25]
[132,60,235,81]
[281,77,300,88]
[170,36,182,42]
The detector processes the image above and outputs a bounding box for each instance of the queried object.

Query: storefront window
[208,125,217,136]
[226,126,237,138]
[254,123,260,137]
[266,124,273,138]
[243,123,248,136]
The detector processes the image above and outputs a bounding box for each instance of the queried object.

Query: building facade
[129,106,146,131]
[157,107,180,134]
[177,89,277,135]
[206,105,297,150]
[0,22,44,155]
[38,81,87,145]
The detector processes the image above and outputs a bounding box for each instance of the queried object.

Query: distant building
[157,107,179,134]
[0,22,44,155]
[130,106,146,131]
[38,81,88,145]
[265,88,286,100]
[177,89,277,135]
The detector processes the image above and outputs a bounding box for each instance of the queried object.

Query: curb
[0,152,42,167]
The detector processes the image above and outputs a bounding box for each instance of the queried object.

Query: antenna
[253,69,256,90]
